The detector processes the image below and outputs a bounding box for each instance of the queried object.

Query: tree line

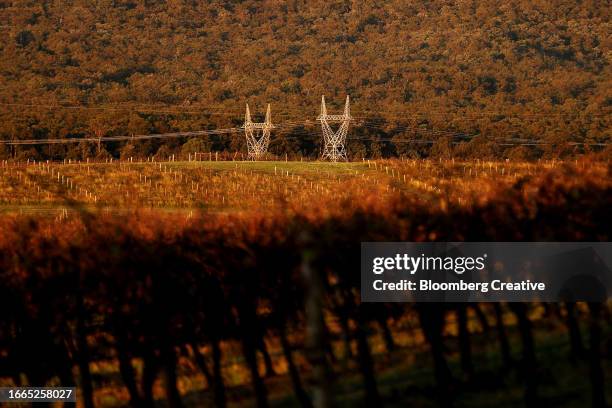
[0,0,609,160]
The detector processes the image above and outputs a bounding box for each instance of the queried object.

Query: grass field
[1,158,604,215]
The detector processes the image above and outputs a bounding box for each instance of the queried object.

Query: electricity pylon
[243,104,274,160]
[318,95,352,162]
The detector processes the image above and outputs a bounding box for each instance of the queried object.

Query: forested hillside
[0,0,609,160]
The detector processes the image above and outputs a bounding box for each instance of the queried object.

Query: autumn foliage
[0,164,610,406]
[0,0,609,161]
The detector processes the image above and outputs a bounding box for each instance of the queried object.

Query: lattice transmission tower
[243,103,274,160]
[318,95,352,162]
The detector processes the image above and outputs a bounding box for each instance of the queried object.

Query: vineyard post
[301,239,333,408]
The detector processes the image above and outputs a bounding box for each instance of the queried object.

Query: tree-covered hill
[0,0,609,160]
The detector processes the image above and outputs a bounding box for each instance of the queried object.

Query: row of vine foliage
[0,165,611,407]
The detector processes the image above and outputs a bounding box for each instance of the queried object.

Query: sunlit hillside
[0,0,609,160]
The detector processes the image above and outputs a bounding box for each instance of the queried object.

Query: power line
[0,110,607,147]
[0,127,242,145]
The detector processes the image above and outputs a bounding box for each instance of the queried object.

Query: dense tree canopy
[0,0,609,159]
